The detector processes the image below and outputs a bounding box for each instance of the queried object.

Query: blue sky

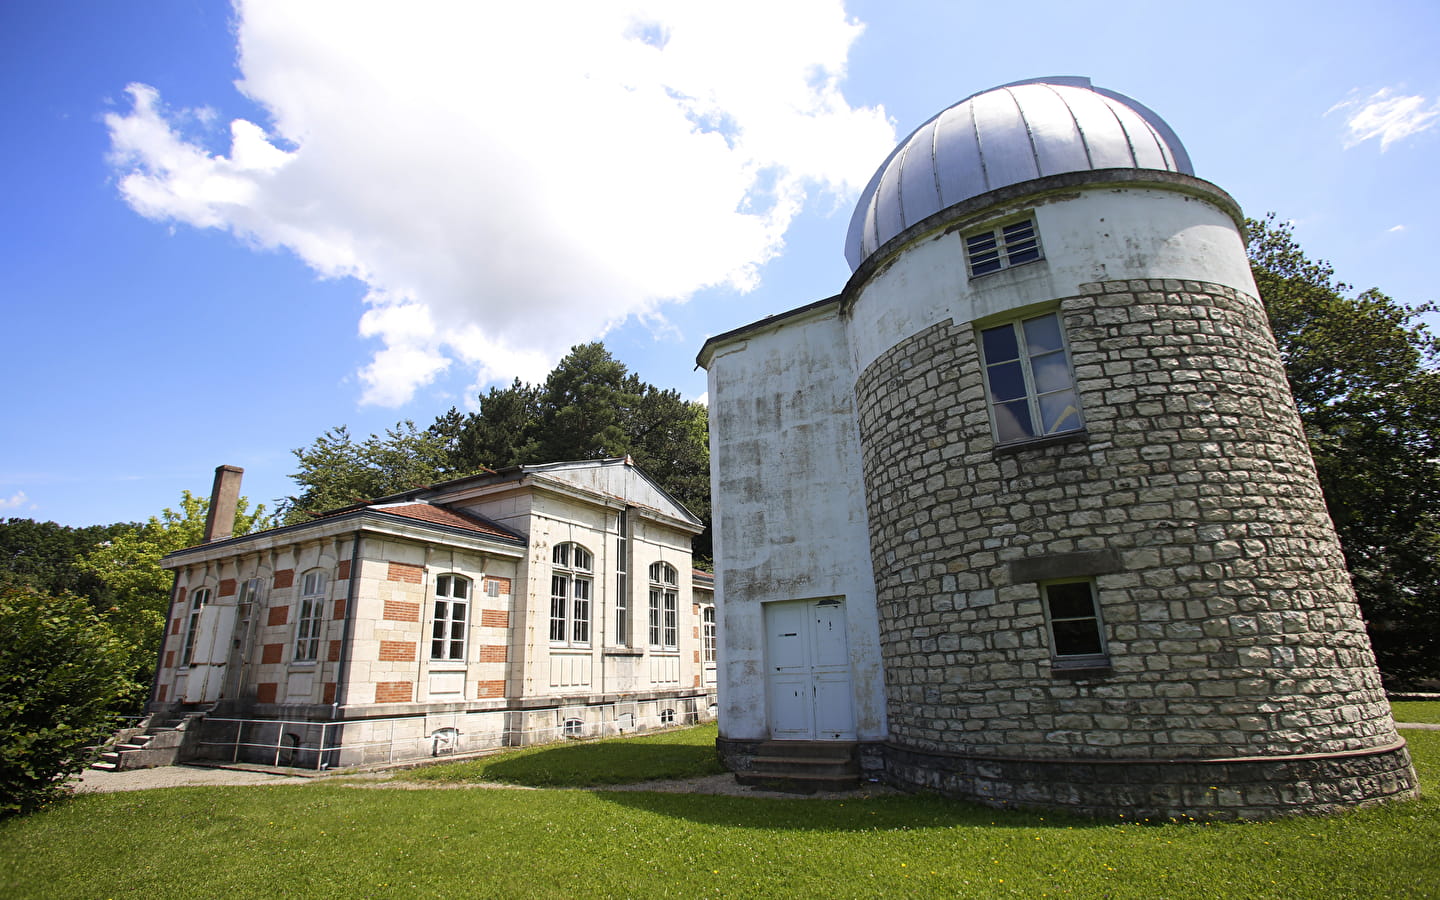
[3,0,1438,528]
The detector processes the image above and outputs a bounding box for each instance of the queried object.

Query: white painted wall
[845,187,1257,375]
[705,305,886,742]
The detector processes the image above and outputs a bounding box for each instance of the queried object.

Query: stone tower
[700,77,1418,818]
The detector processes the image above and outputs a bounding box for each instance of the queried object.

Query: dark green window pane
[1038,390,1081,434]
[986,361,1027,401]
[1031,350,1071,393]
[1046,582,1095,619]
[1052,619,1104,655]
[1022,313,1063,353]
[994,399,1035,442]
[981,324,1019,362]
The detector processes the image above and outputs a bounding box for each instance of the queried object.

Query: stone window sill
[994,429,1088,457]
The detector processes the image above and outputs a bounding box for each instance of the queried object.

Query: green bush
[0,585,137,816]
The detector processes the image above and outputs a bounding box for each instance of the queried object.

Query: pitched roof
[369,503,521,541]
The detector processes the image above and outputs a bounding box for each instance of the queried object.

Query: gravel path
[72,724,1436,796]
[71,765,895,799]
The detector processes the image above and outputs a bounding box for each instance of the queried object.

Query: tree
[453,380,541,471]
[0,584,136,815]
[1249,214,1440,686]
[281,421,460,525]
[288,342,715,562]
[77,491,272,693]
[0,518,133,604]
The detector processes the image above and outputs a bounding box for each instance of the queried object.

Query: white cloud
[1388,224,1407,233]
[1328,87,1440,151]
[0,491,32,512]
[105,0,894,406]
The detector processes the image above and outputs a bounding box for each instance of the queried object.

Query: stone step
[750,756,858,777]
[89,761,119,772]
[736,771,862,793]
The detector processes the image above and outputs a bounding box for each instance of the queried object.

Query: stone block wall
[852,278,1405,768]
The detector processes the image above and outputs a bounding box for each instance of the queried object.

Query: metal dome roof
[844,77,1193,271]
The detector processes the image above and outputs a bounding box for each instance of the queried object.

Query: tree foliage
[76,491,272,693]
[0,518,133,605]
[1249,213,1440,686]
[286,343,713,558]
[0,584,137,816]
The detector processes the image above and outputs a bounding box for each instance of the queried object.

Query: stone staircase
[735,741,861,793]
[90,708,205,771]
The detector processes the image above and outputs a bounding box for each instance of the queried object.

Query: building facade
[151,458,715,768]
[698,77,1418,818]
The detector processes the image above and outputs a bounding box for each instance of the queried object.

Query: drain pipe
[331,528,365,728]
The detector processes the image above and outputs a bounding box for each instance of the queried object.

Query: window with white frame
[431,574,471,661]
[1042,579,1108,667]
[615,511,629,645]
[180,586,211,667]
[703,606,717,663]
[966,217,1042,277]
[979,311,1083,444]
[550,543,593,645]
[659,708,676,725]
[648,562,678,649]
[293,570,327,662]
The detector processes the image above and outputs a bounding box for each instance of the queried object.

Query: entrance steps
[736,740,861,793]
[90,707,207,771]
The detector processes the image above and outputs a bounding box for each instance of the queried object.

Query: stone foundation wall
[882,739,1418,820]
[852,278,1402,763]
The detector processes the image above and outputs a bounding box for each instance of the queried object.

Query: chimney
[203,465,244,543]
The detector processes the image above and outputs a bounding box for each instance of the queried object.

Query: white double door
[764,598,855,741]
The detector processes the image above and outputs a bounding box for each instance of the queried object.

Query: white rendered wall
[706,305,886,742]
[845,187,1257,375]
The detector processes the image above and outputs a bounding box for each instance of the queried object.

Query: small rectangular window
[967,217,1043,277]
[1042,579,1108,667]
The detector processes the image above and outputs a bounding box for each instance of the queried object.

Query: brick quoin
[383,600,421,622]
[219,578,237,597]
[478,645,508,663]
[694,650,701,663]
[256,683,278,704]
[157,685,167,702]
[261,643,284,665]
[170,618,182,635]
[163,650,175,669]
[475,680,505,698]
[379,640,417,662]
[332,597,347,620]
[272,569,295,589]
[337,559,351,580]
[323,682,337,704]
[480,609,509,628]
[693,675,701,687]
[328,640,342,662]
[177,586,187,605]
[267,605,289,627]
[375,681,412,703]
[485,577,511,595]
[387,562,423,584]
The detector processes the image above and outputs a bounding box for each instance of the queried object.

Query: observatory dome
[845,77,1194,271]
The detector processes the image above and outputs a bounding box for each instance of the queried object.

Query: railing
[194,697,714,771]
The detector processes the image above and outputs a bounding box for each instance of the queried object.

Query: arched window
[703,606,717,663]
[293,570,327,662]
[181,586,211,667]
[648,562,678,649]
[550,543,593,645]
[432,574,471,661]
[659,708,676,726]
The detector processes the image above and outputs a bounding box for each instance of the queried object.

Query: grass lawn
[0,728,1435,899]
[1391,700,1440,724]
[387,723,726,786]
